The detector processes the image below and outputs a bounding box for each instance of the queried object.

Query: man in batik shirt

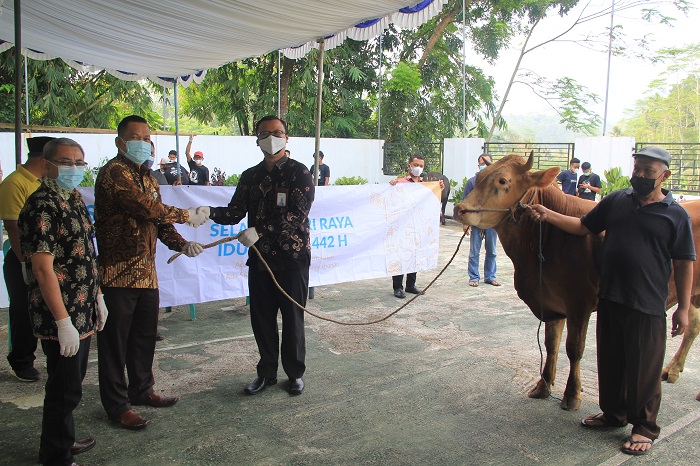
[194,115,315,396]
[94,115,206,430]
[19,138,107,464]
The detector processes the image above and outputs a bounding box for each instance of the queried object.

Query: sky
[469,0,699,133]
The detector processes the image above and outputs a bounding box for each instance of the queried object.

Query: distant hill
[493,113,595,142]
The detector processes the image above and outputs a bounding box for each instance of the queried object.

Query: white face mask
[258,135,286,156]
[120,139,152,165]
[54,165,85,190]
[410,166,423,177]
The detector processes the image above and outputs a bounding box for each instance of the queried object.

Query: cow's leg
[663,303,700,383]
[528,318,564,400]
[560,311,591,411]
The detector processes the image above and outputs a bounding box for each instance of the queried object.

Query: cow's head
[453,152,560,229]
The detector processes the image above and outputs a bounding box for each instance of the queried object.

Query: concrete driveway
[1,222,699,465]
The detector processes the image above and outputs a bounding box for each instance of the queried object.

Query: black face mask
[630,174,662,197]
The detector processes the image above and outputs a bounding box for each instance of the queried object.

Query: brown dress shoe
[70,437,96,455]
[132,391,179,408]
[111,409,150,430]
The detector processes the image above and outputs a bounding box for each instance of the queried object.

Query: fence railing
[483,142,574,171]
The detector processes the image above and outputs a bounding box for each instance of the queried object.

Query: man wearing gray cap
[527,146,695,456]
[0,136,54,382]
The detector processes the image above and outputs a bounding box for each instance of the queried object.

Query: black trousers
[39,336,90,466]
[4,249,38,371]
[248,265,308,379]
[392,273,416,290]
[97,287,159,418]
[597,299,666,440]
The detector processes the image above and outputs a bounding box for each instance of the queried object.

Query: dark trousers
[248,266,308,379]
[4,249,38,371]
[97,287,159,418]
[597,299,666,440]
[392,273,416,290]
[39,337,90,466]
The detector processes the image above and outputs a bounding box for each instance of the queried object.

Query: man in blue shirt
[556,157,580,195]
[462,154,499,287]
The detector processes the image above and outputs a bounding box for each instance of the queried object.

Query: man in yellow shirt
[0,136,54,382]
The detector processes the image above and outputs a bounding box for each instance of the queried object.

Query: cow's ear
[531,167,560,187]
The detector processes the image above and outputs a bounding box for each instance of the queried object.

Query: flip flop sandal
[469,281,479,287]
[621,436,653,456]
[485,280,501,286]
[580,413,613,428]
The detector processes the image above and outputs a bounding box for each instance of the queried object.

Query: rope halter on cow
[458,188,538,226]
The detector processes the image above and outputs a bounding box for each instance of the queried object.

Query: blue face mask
[478,165,486,171]
[55,165,85,190]
[121,139,152,165]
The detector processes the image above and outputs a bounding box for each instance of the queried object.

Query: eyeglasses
[48,159,88,168]
[257,130,286,139]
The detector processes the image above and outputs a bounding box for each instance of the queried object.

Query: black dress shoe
[244,376,277,395]
[70,438,96,455]
[288,378,304,395]
[405,286,423,295]
[394,288,406,298]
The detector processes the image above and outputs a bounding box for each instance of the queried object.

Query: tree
[179,1,582,143]
[617,43,700,143]
[0,53,158,129]
[487,0,691,140]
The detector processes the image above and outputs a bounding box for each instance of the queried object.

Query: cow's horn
[523,150,534,171]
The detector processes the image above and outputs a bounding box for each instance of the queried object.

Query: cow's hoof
[560,396,581,411]
[662,366,680,383]
[527,381,550,399]
[696,392,700,402]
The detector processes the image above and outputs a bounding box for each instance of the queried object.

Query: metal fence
[483,142,575,170]
[382,141,444,176]
[635,142,700,195]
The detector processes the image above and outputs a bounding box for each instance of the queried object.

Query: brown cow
[453,153,700,410]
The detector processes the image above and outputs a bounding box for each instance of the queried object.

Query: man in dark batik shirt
[194,115,315,396]
[19,138,107,464]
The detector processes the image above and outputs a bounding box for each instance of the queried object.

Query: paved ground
[1,221,700,465]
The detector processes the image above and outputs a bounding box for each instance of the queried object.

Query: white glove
[96,294,109,332]
[186,207,209,228]
[182,241,205,257]
[56,317,80,357]
[196,206,210,218]
[21,262,29,285]
[238,227,259,247]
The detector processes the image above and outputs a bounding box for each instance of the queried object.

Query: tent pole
[461,0,466,134]
[377,34,382,140]
[174,79,181,184]
[313,39,325,187]
[162,87,167,131]
[24,56,29,125]
[277,51,282,118]
[14,0,23,165]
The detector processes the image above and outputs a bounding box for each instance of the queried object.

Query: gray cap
[632,146,671,167]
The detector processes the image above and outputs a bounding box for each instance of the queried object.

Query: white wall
[442,138,486,214]
[0,133,393,186]
[574,136,636,177]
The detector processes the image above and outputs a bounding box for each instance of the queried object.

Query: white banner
[73,183,441,308]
